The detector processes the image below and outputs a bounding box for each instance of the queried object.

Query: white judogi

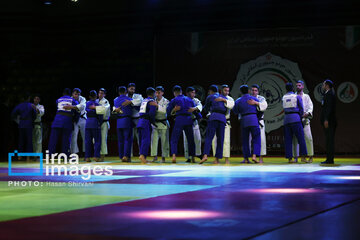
[293,93,314,156]
[71,95,86,153]
[151,97,170,157]
[184,97,202,159]
[127,93,144,155]
[96,97,111,155]
[32,104,45,153]
[212,96,235,158]
[248,95,268,156]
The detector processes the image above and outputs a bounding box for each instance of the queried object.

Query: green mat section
[0,182,140,222]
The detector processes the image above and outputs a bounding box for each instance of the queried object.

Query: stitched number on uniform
[139,100,148,113]
[283,95,297,108]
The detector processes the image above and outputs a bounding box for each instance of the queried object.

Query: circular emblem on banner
[230,53,307,133]
[313,83,324,103]
[337,82,358,103]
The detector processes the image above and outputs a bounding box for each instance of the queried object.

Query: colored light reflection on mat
[125,210,224,220]
[335,176,360,180]
[244,188,319,194]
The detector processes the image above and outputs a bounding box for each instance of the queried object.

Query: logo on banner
[337,82,358,103]
[230,53,307,133]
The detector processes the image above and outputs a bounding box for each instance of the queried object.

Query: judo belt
[285,111,299,114]
[212,110,226,115]
[258,118,264,128]
[132,116,140,120]
[56,112,72,118]
[20,117,32,120]
[102,119,109,122]
[87,112,97,118]
[80,113,86,119]
[33,122,42,126]
[117,115,130,119]
[241,113,263,127]
[155,119,167,126]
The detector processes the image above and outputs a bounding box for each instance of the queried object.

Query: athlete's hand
[122,100,132,106]
[324,120,329,129]
[215,98,226,102]
[173,105,181,112]
[89,105,96,110]
[247,99,259,106]
[187,107,197,113]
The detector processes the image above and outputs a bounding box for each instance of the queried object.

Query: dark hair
[251,84,260,90]
[296,80,304,85]
[285,82,294,92]
[209,85,218,93]
[324,79,334,88]
[99,88,106,94]
[128,83,136,88]
[172,85,182,92]
[155,86,164,92]
[33,93,41,99]
[72,88,81,94]
[63,88,71,96]
[146,87,156,96]
[89,90,97,99]
[221,84,229,89]
[186,86,195,93]
[239,85,249,94]
[118,86,127,94]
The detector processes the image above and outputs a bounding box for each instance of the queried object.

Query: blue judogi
[137,97,157,156]
[114,95,133,159]
[167,95,196,156]
[233,94,261,158]
[11,102,36,152]
[48,95,79,155]
[203,93,227,158]
[282,91,307,158]
[85,100,103,158]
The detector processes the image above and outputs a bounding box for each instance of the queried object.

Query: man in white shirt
[293,80,314,163]
[248,84,268,163]
[212,84,234,164]
[96,88,111,161]
[32,94,45,153]
[150,86,170,162]
[183,87,203,162]
[70,88,86,155]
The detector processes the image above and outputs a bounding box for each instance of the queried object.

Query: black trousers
[324,123,336,162]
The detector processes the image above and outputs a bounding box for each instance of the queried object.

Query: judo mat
[1,157,360,240]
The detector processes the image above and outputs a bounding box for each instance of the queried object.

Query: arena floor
[1,157,360,240]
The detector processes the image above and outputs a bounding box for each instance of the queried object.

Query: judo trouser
[117,128,133,159]
[131,119,140,157]
[100,121,109,155]
[183,124,201,159]
[48,127,72,155]
[18,128,33,152]
[138,126,152,157]
[249,121,266,156]
[324,122,337,162]
[284,122,307,159]
[32,124,42,153]
[151,128,170,157]
[242,126,261,158]
[212,123,230,158]
[171,122,195,156]
[85,128,101,158]
[293,123,314,157]
[71,117,86,153]
[204,120,225,159]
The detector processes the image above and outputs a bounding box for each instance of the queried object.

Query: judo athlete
[199,85,227,164]
[123,83,143,156]
[32,94,45,153]
[167,85,198,163]
[113,86,133,162]
[85,90,103,162]
[97,88,111,161]
[137,87,158,163]
[211,84,234,164]
[48,88,79,155]
[183,87,203,162]
[248,84,268,163]
[70,88,87,155]
[293,80,314,163]
[11,93,37,160]
[233,85,261,163]
[282,82,308,163]
[150,86,170,163]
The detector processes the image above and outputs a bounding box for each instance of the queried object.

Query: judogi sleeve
[131,94,143,106]
[257,97,268,112]
[225,97,235,110]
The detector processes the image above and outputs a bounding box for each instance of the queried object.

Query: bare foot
[259,156,264,163]
[308,156,313,163]
[139,155,147,164]
[199,154,208,164]
[172,154,176,163]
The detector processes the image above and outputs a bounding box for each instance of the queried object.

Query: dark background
[1,0,360,158]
